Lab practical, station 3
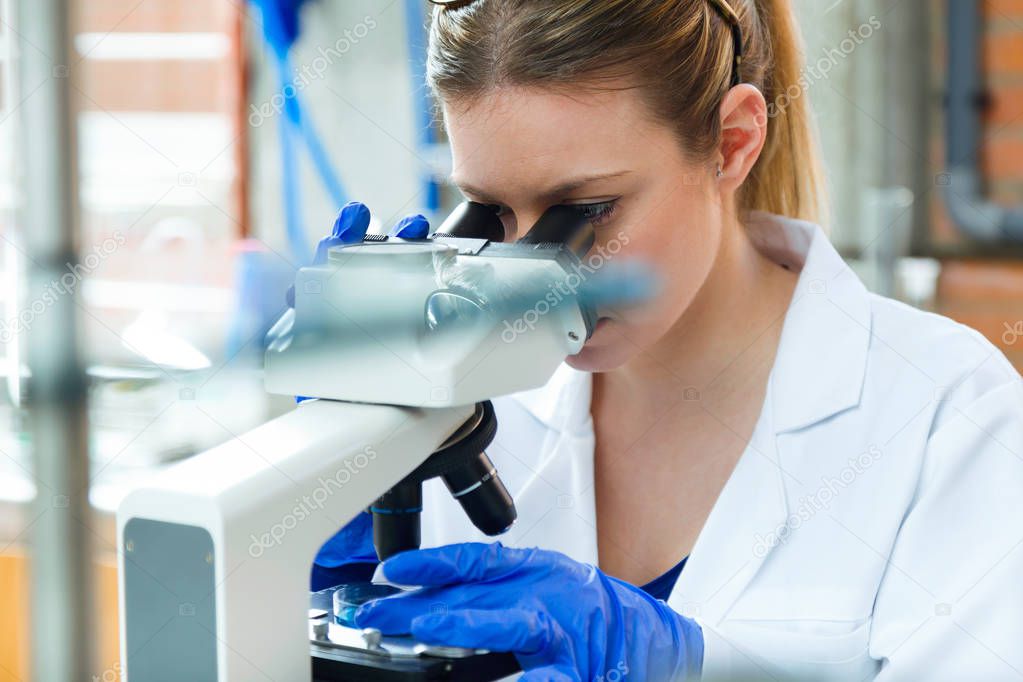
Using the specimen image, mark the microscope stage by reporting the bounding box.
[308,586,519,681]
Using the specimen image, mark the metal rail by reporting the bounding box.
[15,0,94,679]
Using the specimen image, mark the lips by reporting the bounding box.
[587,317,613,341]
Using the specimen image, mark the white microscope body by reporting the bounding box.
[116,205,628,681]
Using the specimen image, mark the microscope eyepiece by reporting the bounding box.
[516,204,595,258]
[432,201,596,258]
[433,201,506,242]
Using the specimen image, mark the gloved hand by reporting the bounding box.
[287,201,371,308]
[311,511,379,590]
[388,213,430,239]
[288,202,430,306]
[307,203,431,590]
[313,201,373,264]
[355,542,704,681]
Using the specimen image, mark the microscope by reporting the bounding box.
[116,201,648,681]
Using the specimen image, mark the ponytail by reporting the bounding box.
[740,0,828,226]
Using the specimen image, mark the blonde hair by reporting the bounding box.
[428,0,827,225]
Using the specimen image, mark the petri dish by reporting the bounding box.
[332,582,403,628]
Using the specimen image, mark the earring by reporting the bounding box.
[715,165,724,179]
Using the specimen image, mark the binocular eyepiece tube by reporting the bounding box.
[433,200,596,259]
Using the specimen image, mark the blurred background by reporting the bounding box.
[0,0,1021,679]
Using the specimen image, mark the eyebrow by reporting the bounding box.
[452,170,633,203]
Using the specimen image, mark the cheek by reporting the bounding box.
[618,192,720,325]
[570,193,720,372]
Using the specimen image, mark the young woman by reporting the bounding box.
[314,0,1023,679]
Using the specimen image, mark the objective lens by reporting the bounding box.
[370,480,422,561]
[442,452,517,536]
[370,402,515,561]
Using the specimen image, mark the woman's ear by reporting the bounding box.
[716,84,768,189]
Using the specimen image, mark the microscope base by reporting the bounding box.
[311,645,519,681]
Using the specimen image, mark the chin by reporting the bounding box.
[565,325,634,372]
[565,345,631,372]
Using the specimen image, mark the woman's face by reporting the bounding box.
[443,85,725,372]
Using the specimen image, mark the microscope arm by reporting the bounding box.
[116,398,474,682]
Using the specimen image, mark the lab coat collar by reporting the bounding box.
[745,212,872,433]
[508,361,593,435]
[510,212,872,436]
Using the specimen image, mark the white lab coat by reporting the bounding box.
[421,212,1023,681]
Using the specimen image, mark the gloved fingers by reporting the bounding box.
[408,608,565,657]
[313,201,372,265]
[379,542,531,586]
[332,201,372,242]
[354,586,481,635]
[517,665,583,682]
[355,590,432,634]
[389,214,430,239]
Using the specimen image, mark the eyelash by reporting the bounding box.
[574,200,618,226]
[489,200,619,227]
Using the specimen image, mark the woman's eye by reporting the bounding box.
[489,205,517,239]
[573,200,618,226]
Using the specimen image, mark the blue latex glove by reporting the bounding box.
[311,511,379,590]
[288,203,428,307]
[315,204,428,257]
[355,543,704,681]
[286,201,371,308]
[313,200,372,265]
[389,213,430,239]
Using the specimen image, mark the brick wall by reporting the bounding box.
[930,0,1023,371]
[71,0,248,366]
[76,0,238,113]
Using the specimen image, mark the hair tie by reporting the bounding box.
[706,0,744,86]
[428,0,479,9]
